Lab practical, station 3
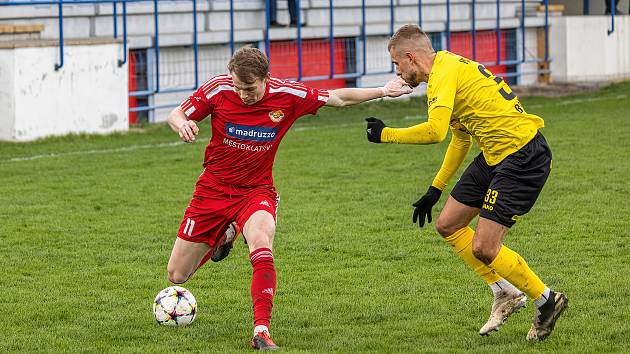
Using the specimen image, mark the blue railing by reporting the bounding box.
[582,0,619,35]
[607,0,615,35]
[0,0,551,119]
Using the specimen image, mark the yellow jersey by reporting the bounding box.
[427,51,544,165]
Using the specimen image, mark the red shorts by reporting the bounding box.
[177,176,280,248]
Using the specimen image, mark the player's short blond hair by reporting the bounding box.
[388,24,434,54]
[228,46,269,83]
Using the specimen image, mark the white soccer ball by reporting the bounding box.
[153,286,198,327]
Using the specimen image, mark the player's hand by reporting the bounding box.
[365,117,386,143]
[412,186,442,228]
[380,77,413,97]
[178,120,199,143]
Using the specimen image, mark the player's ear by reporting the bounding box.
[406,51,416,63]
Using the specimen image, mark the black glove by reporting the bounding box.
[412,186,442,228]
[365,117,386,143]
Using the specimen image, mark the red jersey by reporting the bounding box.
[179,74,329,189]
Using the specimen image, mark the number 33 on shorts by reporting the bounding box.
[483,189,498,211]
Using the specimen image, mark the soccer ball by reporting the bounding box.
[153,286,198,327]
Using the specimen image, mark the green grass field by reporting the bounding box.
[1,82,629,353]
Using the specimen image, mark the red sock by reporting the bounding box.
[250,248,276,329]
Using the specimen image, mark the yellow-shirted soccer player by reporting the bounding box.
[365,24,568,341]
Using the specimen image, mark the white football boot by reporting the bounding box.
[479,290,527,336]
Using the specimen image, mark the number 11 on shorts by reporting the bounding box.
[183,218,196,236]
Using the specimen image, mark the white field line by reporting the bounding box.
[4,93,626,163]
[5,141,183,162]
[527,93,627,109]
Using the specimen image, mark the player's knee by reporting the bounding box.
[471,244,493,265]
[244,224,275,250]
[435,216,457,237]
[167,270,190,284]
[246,230,273,250]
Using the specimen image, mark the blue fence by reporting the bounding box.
[0,0,554,121]
[582,0,625,34]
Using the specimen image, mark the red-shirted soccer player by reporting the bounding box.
[165,47,411,350]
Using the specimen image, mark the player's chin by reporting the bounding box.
[407,81,419,88]
[242,97,260,105]
[403,78,418,88]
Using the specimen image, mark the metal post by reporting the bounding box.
[608,0,615,35]
[521,0,525,62]
[583,0,589,15]
[418,0,422,27]
[118,0,127,66]
[229,0,235,54]
[297,0,302,80]
[154,0,160,92]
[544,0,549,61]
[192,0,198,88]
[113,0,117,38]
[54,0,64,70]
[446,0,450,50]
[496,0,500,66]
[265,0,270,62]
[329,0,334,79]
[390,0,394,72]
[361,0,366,75]
[472,0,476,60]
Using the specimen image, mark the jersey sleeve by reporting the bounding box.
[431,125,472,190]
[179,80,217,121]
[292,83,330,117]
[381,106,451,144]
[426,63,458,114]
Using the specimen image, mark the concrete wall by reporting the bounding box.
[550,16,630,82]
[0,39,128,141]
[0,49,16,139]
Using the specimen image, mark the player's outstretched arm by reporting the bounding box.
[325,77,412,107]
[167,107,199,143]
[365,106,452,144]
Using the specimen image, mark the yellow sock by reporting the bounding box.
[489,245,546,299]
[444,227,502,285]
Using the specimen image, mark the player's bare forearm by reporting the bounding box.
[327,87,385,107]
[167,107,199,143]
[167,107,187,131]
[326,77,412,107]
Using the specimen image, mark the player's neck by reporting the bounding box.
[419,52,437,82]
